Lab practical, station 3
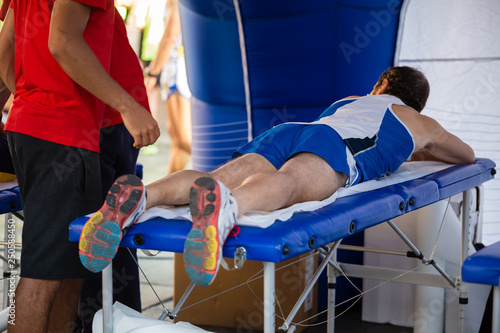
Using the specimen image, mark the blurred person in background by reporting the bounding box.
[144,0,192,173]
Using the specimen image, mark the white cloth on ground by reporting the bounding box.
[92,302,213,333]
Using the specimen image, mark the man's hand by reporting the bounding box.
[120,103,160,149]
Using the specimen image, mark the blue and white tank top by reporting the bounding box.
[312,95,415,185]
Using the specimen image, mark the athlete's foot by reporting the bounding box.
[79,174,146,273]
[184,177,237,286]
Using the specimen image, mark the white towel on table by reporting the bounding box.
[137,161,453,229]
[0,181,17,192]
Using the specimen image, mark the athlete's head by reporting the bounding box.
[371,66,430,113]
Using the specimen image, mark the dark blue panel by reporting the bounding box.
[181,0,238,21]
[335,1,403,97]
[251,106,324,137]
[337,0,402,6]
[244,9,336,109]
[240,0,333,20]
[180,2,245,106]
[181,0,333,21]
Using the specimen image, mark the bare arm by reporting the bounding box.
[49,0,160,148]
[147,0,181,76]
[421,116,475,164]
[393,104,475,164]
[0,8,15,93]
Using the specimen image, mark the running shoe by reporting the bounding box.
[184,177,238,286]
[79,174,146,273]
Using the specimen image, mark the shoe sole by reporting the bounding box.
[184,177,221,286]
[79,174,145,273]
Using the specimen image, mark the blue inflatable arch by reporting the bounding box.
[179,0,404,171]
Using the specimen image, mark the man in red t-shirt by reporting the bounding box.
[0,4,148,330]
[0,0,160,331]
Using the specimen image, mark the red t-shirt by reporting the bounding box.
[103,9,150,128]
[5,0,114,152]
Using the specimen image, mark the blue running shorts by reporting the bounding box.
[233,123,353,182]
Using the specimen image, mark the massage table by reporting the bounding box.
[69,158,496,333]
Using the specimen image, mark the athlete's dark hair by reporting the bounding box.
[374,66,430,113]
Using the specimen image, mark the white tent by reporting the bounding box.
[396,0,500,245]
[363,1,500,332]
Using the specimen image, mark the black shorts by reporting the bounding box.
[0,134,15,175]
[8,132,102,279]
[99,123,139,197]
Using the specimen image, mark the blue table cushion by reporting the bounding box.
[0,187,22,214]
[462,241,500,286]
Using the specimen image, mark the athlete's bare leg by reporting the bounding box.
[231,152,347,217]
[166,92,191,174]
[145,153,276,208]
